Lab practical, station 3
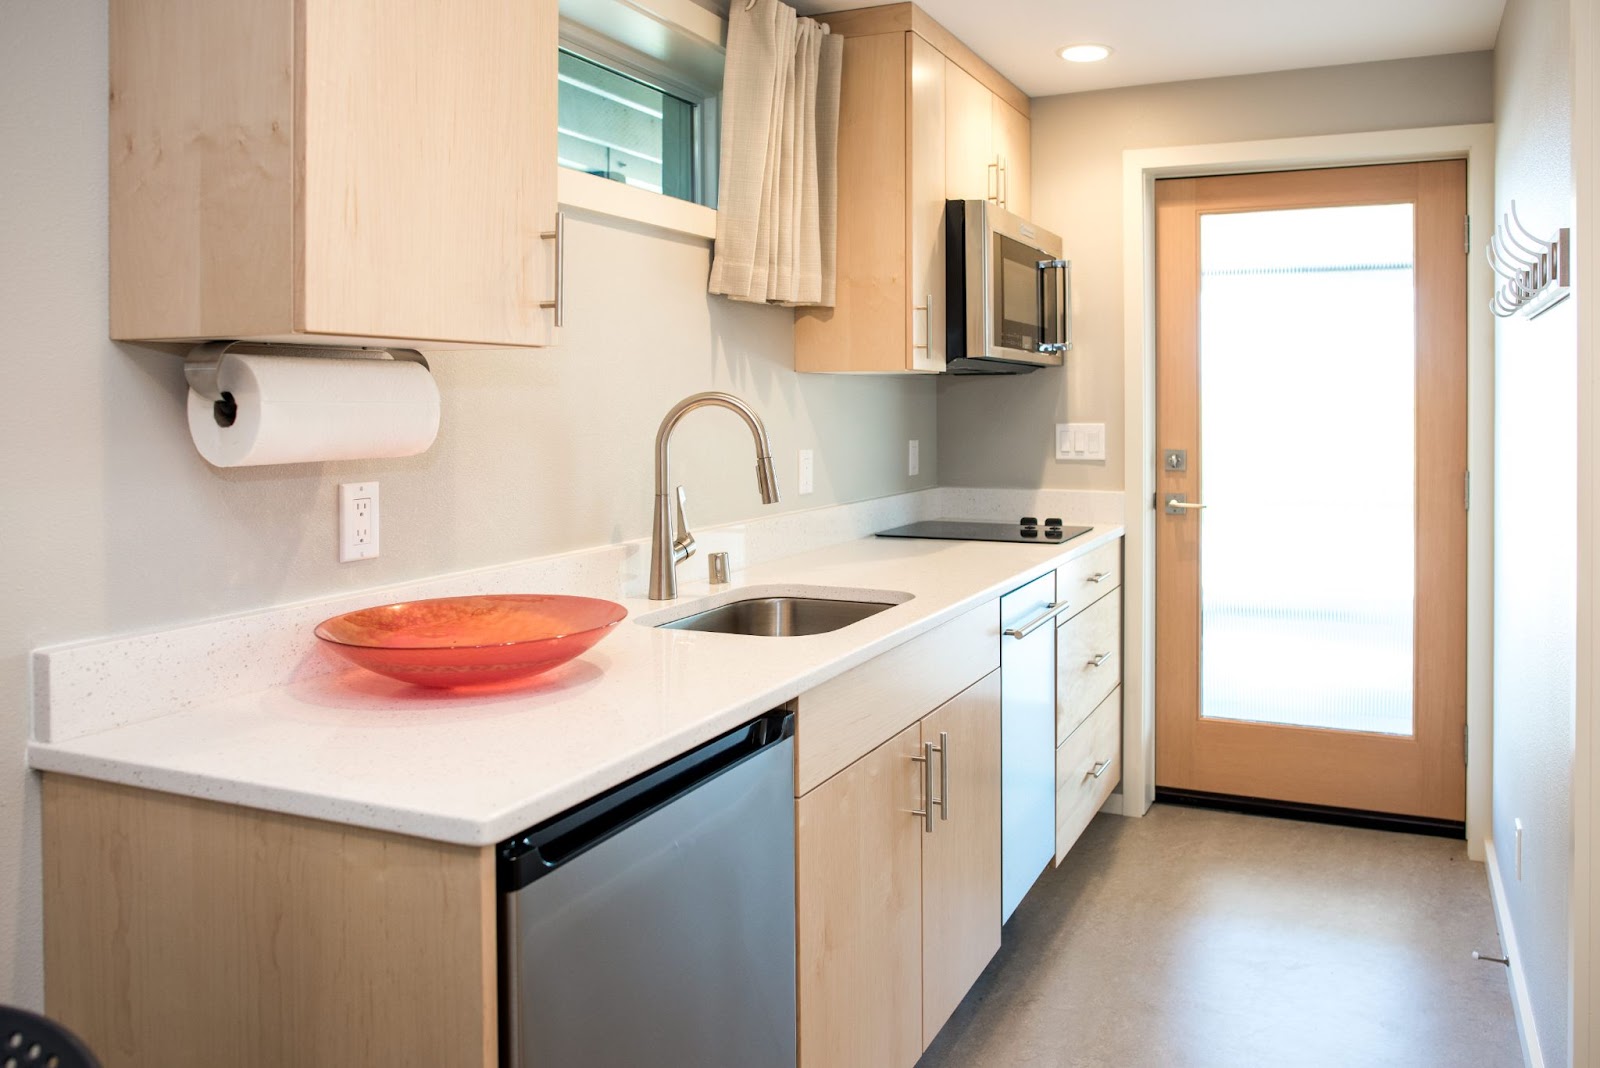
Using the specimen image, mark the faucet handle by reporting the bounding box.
[673,485,696,562]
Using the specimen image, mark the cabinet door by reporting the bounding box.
[944,60,995,203]
[299,0,556,347]
[797,721,924,1068]
[921,670,1002,1046]
[908,34,946,372]
[992,97,1031,218]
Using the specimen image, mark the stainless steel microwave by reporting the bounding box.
[944,200,1072,374]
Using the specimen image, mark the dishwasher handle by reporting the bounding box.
[498,709,794,894]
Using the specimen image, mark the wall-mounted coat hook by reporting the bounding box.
[1485,199,1570,319]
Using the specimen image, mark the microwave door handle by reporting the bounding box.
[1037,258,1071,354]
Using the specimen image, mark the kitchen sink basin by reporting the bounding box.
[655,596,896,637]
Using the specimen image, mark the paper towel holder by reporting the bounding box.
[185,340,432,427]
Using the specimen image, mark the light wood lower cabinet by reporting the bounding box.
[797,669,1002,1068]
[1056,687,1122,863]
[41,775,497,1068]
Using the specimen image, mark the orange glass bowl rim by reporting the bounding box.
[313,594,628,652]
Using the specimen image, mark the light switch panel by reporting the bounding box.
[1055,423,1106,462]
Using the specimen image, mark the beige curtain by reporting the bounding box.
[708,0,843,307]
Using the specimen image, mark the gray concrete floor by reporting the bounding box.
[920,804,1521,1068]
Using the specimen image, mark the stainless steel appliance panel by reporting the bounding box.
[501,716,796,1068]
[1000,573,1059,920]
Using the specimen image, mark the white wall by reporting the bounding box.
[936,52,1495,491]
[0,0,937,1007]
[1492,0,1577,1062]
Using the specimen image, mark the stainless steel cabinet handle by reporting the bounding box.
[912,294,933,351]
[1000,161,1008,208]
[987,160,999,203]
[936,731,949,822]
[1086,760,1111,780]
[912,741,936,833]
[1003,600,1072,639]
[1087,652,1111,668]
[1087,571,1110,584]
[538,212,566,328]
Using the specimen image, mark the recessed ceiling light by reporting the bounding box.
[1058,43,1112,63]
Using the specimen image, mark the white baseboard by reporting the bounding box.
[1484,837,1547,1068]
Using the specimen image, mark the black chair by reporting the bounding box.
[0,1006,100,1068]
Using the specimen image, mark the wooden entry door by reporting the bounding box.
[1153,162,1467,822]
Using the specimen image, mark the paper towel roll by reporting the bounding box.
[187,353,441,468]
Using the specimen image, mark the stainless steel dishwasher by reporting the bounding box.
[498,710,796,1068]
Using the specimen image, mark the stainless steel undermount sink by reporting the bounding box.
[655,596,896,637]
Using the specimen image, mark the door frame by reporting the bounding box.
[1114,124,1495,860]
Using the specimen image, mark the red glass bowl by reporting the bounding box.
[314,594,627,688]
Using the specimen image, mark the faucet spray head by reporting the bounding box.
[756,455,781,505]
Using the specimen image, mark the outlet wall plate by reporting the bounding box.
[798,449,815,495]
[908,439,920,477]
[339,482,379,562]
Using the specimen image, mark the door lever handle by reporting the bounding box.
[1164,495,1207,515]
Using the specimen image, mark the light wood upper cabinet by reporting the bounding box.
[991,96,1032,218]
[920,670,1002,1046]
[795,3,1030,374]
[797,720,925,1068]
[943,60,994,203]
[944,58,1030,216]
[110,0,558,349]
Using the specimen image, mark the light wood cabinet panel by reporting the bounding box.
[42,774,497,1067]
[794,31,911,372]
[795,599,998,795]
[1057,538,1123,610]
[110,0,556,348]
[908,34,947,372]
[797,721,925,1068]
[920,670,1002,1046]
[1056,592,1122,744]
[943,59,994,203]
[1055,687,1122,862]
[992,97,1031,218]
[795,4,1030,374]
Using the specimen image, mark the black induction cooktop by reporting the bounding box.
[876,518,1092,545]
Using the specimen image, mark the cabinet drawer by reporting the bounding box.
[795,600,999,796]
[1056,592,1121,744]
[1055,687,1121,863]
[1057,538,1121,615]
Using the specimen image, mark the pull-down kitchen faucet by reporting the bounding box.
[649,392,781,600]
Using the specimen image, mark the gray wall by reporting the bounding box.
[936,51,1495,491]
[0,0,936,1006]
[1492,0,1575,1061]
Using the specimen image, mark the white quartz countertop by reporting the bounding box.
[28,525,1123,846]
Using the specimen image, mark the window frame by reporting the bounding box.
[557,20,721,210]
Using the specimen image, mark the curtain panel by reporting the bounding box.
[708,0,843,307]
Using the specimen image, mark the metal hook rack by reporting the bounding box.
[1486,200,1571,319]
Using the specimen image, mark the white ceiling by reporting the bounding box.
[784,0,1507,96]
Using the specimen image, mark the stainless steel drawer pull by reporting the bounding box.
[912,294,933,351]
[911,741,938,833]
[987,160,999,202]
[936,731,949,822]
[1004,601,1072,639]
[1087,571,1110,584]
[538,212,566,328]
[1087,652,1112,668]
[1087,760,1111,780]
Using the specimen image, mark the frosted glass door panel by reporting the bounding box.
[1198,205,1415,736]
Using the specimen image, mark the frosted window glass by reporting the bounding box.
[1198,204,1415,736]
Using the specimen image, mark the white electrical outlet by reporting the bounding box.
[1055,422,1106,461]
[1515,818,1524,880]
[798,449,815,495]
[339,482,380,562]
[908,439,920,477]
